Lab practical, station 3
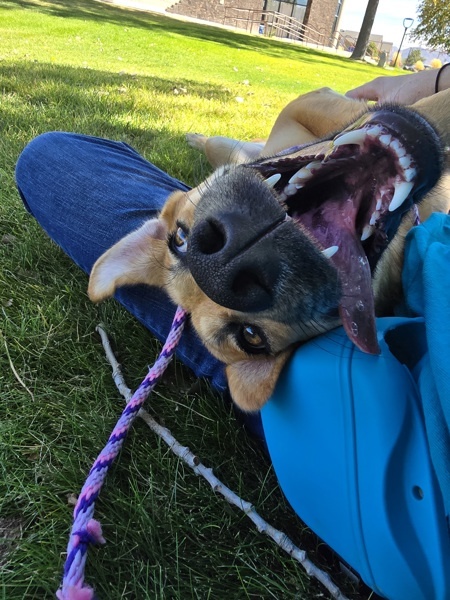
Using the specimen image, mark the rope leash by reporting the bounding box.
[56,306,187,600]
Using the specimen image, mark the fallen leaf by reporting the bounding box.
[67,493,78,507]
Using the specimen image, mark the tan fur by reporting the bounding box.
[89,87,450,411]
[263,87,368,155]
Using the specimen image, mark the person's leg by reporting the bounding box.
[15,131,227,391]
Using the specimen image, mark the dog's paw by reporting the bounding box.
[186,133,208,152]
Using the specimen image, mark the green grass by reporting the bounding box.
[0,1,394,598]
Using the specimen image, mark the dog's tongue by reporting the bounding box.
[295,203,380,355]
[332,228,380,354]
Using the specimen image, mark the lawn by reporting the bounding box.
[0,1,392,598]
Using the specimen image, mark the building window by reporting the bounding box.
[332,0,343,33]
[266,0,308,10]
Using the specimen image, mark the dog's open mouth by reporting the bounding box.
[248,106,443,354]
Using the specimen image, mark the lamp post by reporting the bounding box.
[395,17,414,68]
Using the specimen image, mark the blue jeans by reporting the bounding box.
[15,132,228,392]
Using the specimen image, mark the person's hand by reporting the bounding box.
[346,71,438,106]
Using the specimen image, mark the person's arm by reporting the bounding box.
[346,65,450,105]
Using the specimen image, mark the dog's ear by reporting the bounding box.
[225,349,293,412]
[88,218,169,302]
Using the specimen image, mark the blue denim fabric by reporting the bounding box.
[15,132,227,392]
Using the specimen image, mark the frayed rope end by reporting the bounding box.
[56,585,96,600]
[56,520,105,599]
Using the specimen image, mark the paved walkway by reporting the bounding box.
[101,0,176,14]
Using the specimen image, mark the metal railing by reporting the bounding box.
[334,31,358,53]
[222,7,331,48]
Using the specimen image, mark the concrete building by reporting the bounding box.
[167,0,347,47]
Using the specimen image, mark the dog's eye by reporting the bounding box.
[237,324,269,354]
[172,226,188,253]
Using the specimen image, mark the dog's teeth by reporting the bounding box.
[376,198,382,211]
[379,134,392,146]
[399,155,412,169]
[404,167,417,182]
[333,128,366,147]
[305,160,322,171]
[322,245,339,259]
[390,139,406,158]
[366,125,383,137]
[284,183,298,196]
[389,181,414,211]
[288,161,321,184]
[265,173,281,188]
[288,169,310,184]
[361,225,375,241]
[369,210,380,226]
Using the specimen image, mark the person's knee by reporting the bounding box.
[15,131,73,214]
[16,131,68,185]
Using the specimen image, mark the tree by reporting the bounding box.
[430,58,443,69]
[367,40,379,60]
[405,48,423,66]
[350,0,380,61]
[411,0,450,54]
[391,55,403,68]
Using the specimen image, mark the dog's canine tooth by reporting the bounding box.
[404,167,417,182]
[321,245,339,259]
[376,198,382,211]
[265,173,281,187]
[361,224,375,241]
[333,128,367,147]
[288,161,321,184]
[389,180,414,212]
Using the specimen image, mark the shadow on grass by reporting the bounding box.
[0,59,232,183]
[2,0,357,66]
[0,44,381,600]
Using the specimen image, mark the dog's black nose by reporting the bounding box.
[187,210,287,312]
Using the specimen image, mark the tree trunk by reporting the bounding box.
[350,0,380,60]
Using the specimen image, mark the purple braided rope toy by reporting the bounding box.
[56,306,187,600]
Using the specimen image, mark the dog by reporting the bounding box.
[88,87,450,412]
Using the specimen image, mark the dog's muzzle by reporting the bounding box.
[186,168,340,323]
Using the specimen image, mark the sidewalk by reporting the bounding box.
[100,0,175,14]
